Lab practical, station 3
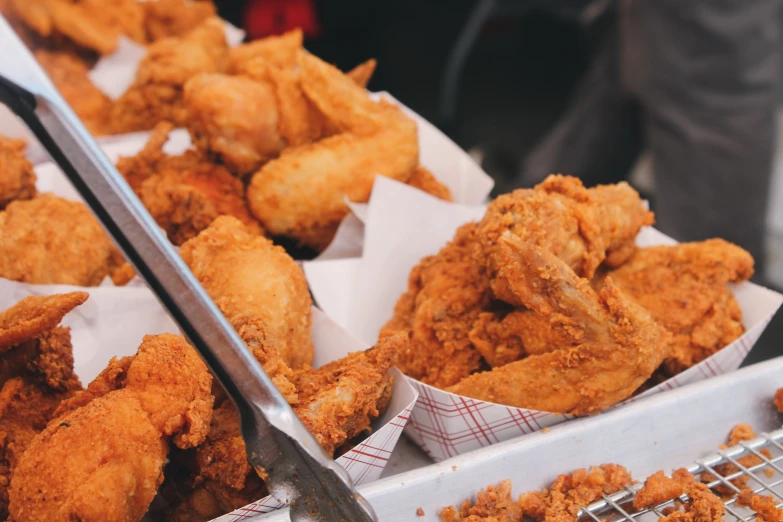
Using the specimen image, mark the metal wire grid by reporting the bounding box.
[577,428,783,521]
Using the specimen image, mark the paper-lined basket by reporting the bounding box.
[304,177,783,461]
[0,279,418,517]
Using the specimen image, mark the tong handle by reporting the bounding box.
[0,25,376,521]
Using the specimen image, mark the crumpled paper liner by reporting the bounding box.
[304,177,783,461]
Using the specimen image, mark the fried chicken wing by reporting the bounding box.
[110,18,228,133]
[34,49,112,135]
[598,239,753,376]
[9,334,213,522]
[0,137,36,211]
[477,175,653,306]
[447,234,666,414]
[247,51,418,250]
[180,216,313,403]
[0,194,120,286]
[0,292,86,519]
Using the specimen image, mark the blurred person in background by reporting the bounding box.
[517,0,780,275]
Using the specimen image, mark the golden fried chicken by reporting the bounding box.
[0,194,121,286]
[34,49,111,135]
[116,122,263,245]
[185,54,382,177]
[407,166,453,201]
[598,239,753,376]
[109,18,228,133]
[180,216,313,403]
[447,234,666,414]
[0,292,86,519]
[184,73,286,175]
[5,0,144,54]
[477,175,653,307]
[380,222,493,388]
[634,469,724,522]
[142,0,217,42]
[9,333,213,522]
[247,51,418,250]
[0,137,36,211]
[163,334,402,522]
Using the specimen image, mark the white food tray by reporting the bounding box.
[255,356,783,521]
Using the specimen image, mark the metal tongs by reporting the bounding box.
[0,17,376,522]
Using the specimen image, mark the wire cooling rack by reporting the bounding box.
[578,428,783,521]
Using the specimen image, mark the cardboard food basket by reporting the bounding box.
[305,177,783,461]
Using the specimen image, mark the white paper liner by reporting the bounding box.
[0,279,417,517]
[304,177,783,461]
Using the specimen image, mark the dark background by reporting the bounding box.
[215,0,782,365]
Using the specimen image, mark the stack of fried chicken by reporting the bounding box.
[0,215,404,522]
[381,175,754,415]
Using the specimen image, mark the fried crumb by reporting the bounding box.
[702,424,771,496]
[452,466,458,471]
[738,490,783,522]
[775,388,783,414]
[417,507,425,516]
[541,427,550,433]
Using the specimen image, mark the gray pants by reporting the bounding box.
[518,0,780,272]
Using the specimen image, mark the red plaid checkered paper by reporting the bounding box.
[304,178,782,462]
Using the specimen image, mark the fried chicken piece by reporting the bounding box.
[227,29,303,75]
[6,0,144,54]
[447,234,666,414]
[407,166,453,201]
[440,480,522,522]
[117,122,263,245]
[34,49,111,135]
[109,18,228,133]
[164,335,401,522]
[180,216,313,403]
[247,51,418,250]
[0,137,36,211]
[599,239,753,376]
[477,175,653,307]
[738,490,783,522]
[142,0,216,41]
[9,334,213,522]
[634,469,724,522]
[380,222,493,388]
[0,194,120,286]
[0,292,86,519]
[184,73,287,176]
